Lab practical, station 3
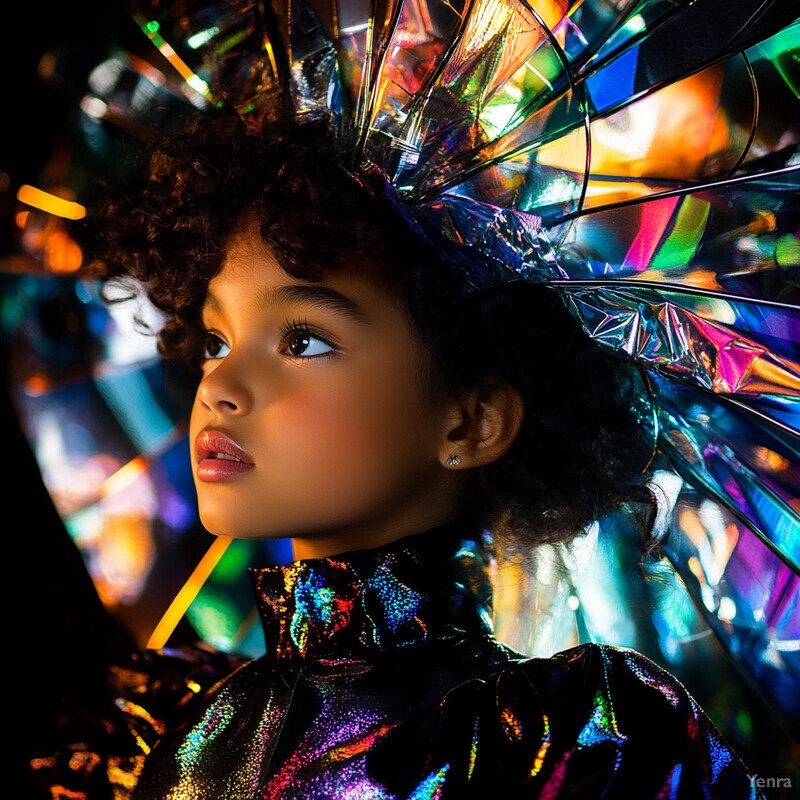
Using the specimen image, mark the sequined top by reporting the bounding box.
[33,525,762,799]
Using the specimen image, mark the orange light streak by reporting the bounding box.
[17,185,86,220]
[100,456,148,498]
[146,536,233,649]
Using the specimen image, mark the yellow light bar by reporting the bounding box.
[146,536,233,649]
[17,184,86,220]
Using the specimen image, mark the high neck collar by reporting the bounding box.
[248,525,494,663]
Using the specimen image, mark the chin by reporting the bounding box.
[197,501,253,539]
[199,501,295,540]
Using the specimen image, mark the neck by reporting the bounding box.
[290,505,472,561]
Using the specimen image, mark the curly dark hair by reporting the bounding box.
[90,107,658,549]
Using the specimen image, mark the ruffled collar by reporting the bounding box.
[248,525,495,663]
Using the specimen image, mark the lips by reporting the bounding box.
[195,430,255,482]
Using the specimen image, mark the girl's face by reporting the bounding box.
[189,225,467,559]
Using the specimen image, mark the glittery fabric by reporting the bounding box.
[33,526,763,798]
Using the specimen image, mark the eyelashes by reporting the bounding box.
[279,318,337,358]
[200,318,337,361]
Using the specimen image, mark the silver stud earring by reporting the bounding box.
[446,454,462,466]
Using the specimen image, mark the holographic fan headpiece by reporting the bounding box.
[132,0,798,286]
[120,0,798,733]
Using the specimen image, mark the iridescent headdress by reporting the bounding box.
[23,0,800,733]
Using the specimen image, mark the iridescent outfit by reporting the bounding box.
[34,525,761,798]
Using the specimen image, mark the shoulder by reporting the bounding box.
[511,642,727,751]
[369,642,763,798]
[492,642,761,796]
[512,642,760,796]
[514,641,695,719]
[31,644,247,799]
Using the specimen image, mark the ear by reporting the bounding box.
[438,382,524,469]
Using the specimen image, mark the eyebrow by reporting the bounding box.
[204,283,370,324]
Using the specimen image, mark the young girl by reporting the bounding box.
[31,108,764,799]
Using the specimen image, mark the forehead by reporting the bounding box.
[204,223,406,321]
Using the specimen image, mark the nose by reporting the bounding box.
[195,355,254,417]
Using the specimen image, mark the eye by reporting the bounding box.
[281,322,336,358]
[202,332,230,360]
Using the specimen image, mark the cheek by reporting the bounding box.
[270,369,430,471]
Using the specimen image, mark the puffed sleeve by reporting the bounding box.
[30,645,246,800]
[366,642,763,799]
